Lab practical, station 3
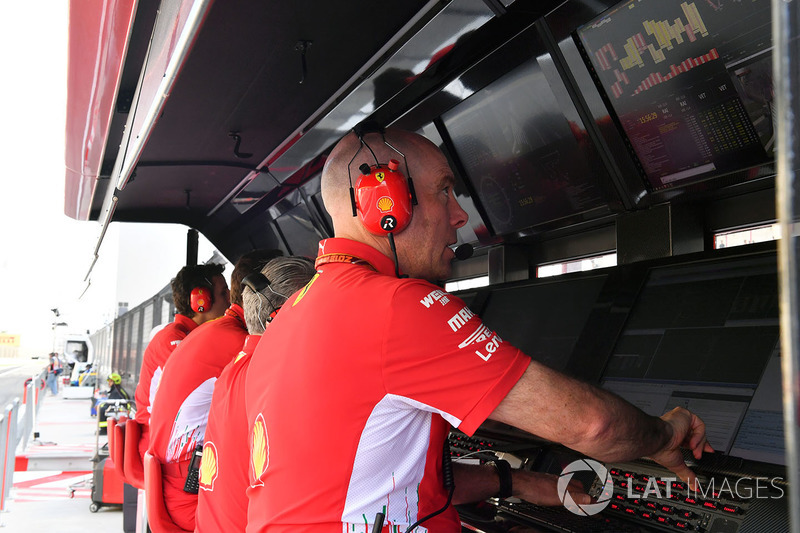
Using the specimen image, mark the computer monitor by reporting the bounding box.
[442,57,612,236]
[479,273,609,373]
[272,202,325,258]
[576,0,773,191]
[599,250,783,465]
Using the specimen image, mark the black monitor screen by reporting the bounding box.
[442,58,611,236]
[479,274,608,373]
[272,202,324,259]
[600,252,783,465]
[452,289,482,314]
[577,0,772,191]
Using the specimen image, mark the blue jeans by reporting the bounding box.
[46,372,58,395]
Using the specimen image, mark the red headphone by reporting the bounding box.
[190,286,213,313]
[353,159,413,234]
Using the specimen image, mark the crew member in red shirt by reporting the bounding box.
[134,263,229,460]
[196,256,316,533]
[148,249,281,531]
[243,126,712,532]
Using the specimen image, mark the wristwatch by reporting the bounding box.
[487,459,513,499]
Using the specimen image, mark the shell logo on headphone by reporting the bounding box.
[190,286,212,313]
[377,196,394,212]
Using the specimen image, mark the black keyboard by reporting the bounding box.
[488,462,778,532]
[600,465,754,532]
[496,500,645,533]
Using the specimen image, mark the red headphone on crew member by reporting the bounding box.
[348,123,417,236]
[190,285,213,313]
[351,159,415,235]
[347,123,419,278]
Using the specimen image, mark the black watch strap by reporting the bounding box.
[488,459,513,499]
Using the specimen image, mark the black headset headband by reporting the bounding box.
[242,272,269,294]
[353,120,384,140]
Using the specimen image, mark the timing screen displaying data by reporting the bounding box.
[600,254,785,465]
[578,0,772,190]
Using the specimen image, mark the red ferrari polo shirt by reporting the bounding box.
[149,304,248,531]
[244,238,530,532]
[195,334,261,533]
[134,313,198,427]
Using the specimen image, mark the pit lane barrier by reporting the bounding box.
[0,369,47,513]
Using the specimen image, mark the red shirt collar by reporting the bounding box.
[242,334,261,354]
[174,313,199,332]
[315,238,398,276]
[225,304,247,330]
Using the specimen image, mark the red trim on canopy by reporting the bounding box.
[64,0,136,220]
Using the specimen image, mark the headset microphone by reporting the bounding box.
[454,243,473,261]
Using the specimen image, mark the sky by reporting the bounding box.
[0,4,225,358]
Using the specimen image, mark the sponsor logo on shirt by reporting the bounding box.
[420,289,450,308]
[458,323,494,349]
[292,273,319,307]
[458,323,503,361]
[447,306,476,332]
[250,413,269,487]
[199,441,218,491]
[170,340,182,346]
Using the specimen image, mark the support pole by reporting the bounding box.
[773,0,800,530]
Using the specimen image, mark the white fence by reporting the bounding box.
[0,370,47,512]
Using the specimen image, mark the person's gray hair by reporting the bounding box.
[242,256,316,334]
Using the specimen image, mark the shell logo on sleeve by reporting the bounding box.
[199,441,218,491]
[250,413,269,487]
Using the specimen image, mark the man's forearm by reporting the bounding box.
[576,384,674,462]
[490,362,674,463]
[451,461,592,507]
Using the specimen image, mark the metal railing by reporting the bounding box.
[0,370,48,514]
